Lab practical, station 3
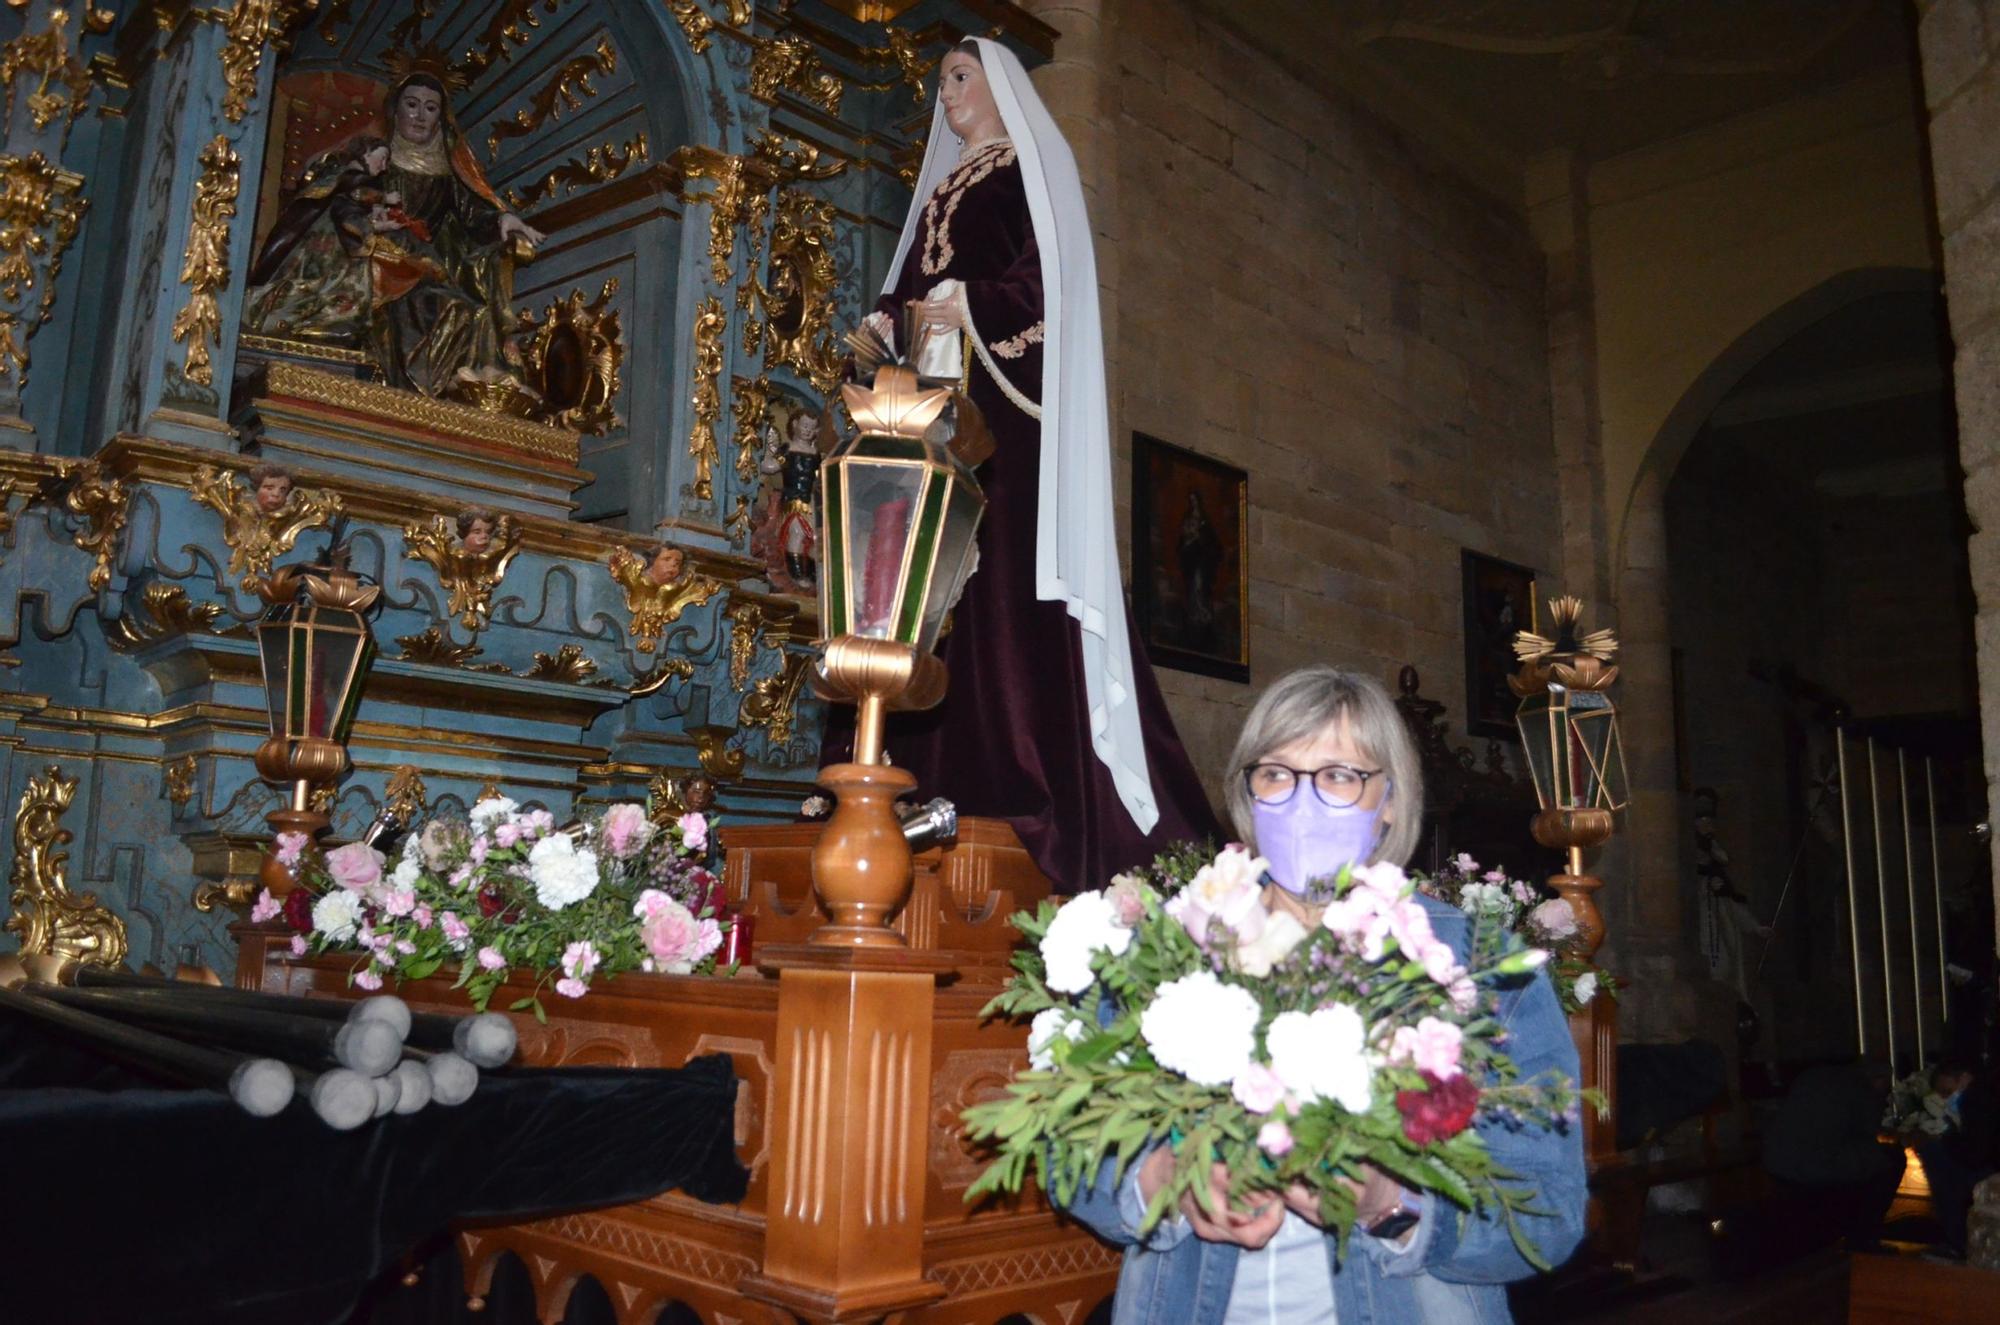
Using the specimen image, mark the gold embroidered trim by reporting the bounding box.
[919,139,1015,278]
[991,320,1043,360]
[961,301,1040,421]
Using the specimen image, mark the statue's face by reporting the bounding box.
[939,51,1003,145]
[255,476,291,515]
[462,519,493,554]
[362,145,389,175]
[648,547,684,585]
[396,85,444,146]
[789,413,819,447]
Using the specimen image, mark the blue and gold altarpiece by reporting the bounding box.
[0,0,1054,973]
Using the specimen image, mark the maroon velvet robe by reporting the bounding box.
[825,141,1223,892]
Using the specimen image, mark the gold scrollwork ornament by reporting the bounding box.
[749,189,843,393]
[506,132,647,211]
[219,0,313,124]
[45,457,128,592]
[385,765,428,822]
[738,648,812,746]
[189,464,343,591]
[4,765,126,968]
[107,582,225,650]
[169,135,241,387]
[165,755,198,809]
[516,278,623,435]
[749,35,842,115]
[1,3,112,133]
[486,34,616,158]
[686,295,726,501]
[609,543,722,655]
[522,642,599,684]
[402,511,522,632]
[0,152,86,384]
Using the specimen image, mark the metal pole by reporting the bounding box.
[1900,750,1925,1068]
[1839,732,1866,1057]
[1870,739,1898,1069]
[1929,758,1947,1025]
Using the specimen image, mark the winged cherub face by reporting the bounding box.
[461,518,494,555]
[647,546,685,586]
[254,474,292,516]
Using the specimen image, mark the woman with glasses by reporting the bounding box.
[1060,665,1588,1323]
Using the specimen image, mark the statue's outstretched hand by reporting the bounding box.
[500,213,546,247]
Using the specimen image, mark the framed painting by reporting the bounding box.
[1131,433,1249,683]
[1460,550,1536,740]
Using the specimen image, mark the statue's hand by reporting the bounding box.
[499,213,545,247]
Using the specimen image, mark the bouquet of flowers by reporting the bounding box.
[1884,1070,1955,1138]
[963,845,1592,1261]
[1414,853,1615,1015]
[254,797,731,1018]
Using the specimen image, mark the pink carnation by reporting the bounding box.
[274,832,309,868]
[289,934,308,957]
[1231,1063,1287,1115]
[354,969,383,991]
[412,904,433,929]
[324,842,384,893]
[382,888,416,918]
[1448,973,1478,1013]
[561,939,602,981]
[440,911,470,948]
[493,821,522,849]
[1321,887,1395,961]
[1390,1016,1464,1079]
[477,946,506,971]
[676,812,709,854]
[555,977,588,998]
[602,803,655,860]
[250,889,282,924]
[1257,1120,1295,1156]
[1419,940,1458,985]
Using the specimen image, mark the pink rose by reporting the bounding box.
[1528,898,1577,939]
[325,843,385,893]
[354,969,383,991]
[602,803,655,860]
[1232,1063,1287,1115]
[636,890,723,972]
[477,946,506,971]
[676,812,709,854]
[274,832,309,868]
[1257,1120,1295,1156]
[1390,1016,1464,1080]
[1105,873,1153,927]
[250,889,282,924]
[382,888,416,918]
[555,977,587,998]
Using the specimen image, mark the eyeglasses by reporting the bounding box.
[1242,761,1385,809]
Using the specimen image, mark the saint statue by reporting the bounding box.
[827,38,1222,891]
[750,405,823,594]
[243,69,545,398]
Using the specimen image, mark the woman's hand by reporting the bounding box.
[1136,1150,1285,1250]
[919,282,966,333]
[1283,1167,1413,1242]
[499,212,545,246]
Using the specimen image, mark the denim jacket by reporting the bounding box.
[1057,895,1587,1325]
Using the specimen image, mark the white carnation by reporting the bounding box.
[1233,909,1309,977]
[528,834,601,910]
[1140,970,1261,1086]
[1040,891,1133,994]
[311,888,363,943]
[391,856,422,890]
[1266,1005,1374,1114]
[1573,972,1599,1006]
[1028,1008,1088,1070]
[469,796,518,829]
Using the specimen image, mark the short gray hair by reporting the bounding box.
[1223,666,1425,868]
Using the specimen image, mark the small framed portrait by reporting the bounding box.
[1131,433,1249,683]
[1460,549,1537,740]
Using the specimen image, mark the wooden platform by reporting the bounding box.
[1848,1250,2000,1324]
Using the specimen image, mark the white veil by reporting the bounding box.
[883,36,1159,834]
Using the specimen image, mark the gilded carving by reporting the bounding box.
[723,492,752,549]
[515,278,623,435]
[731,374,771,484]
[665,0,748,54]
[686,294,726,501]
[860,27,932,105]
[748,188,843,393]
[47,457,127,592]
[105,581,226,650]
[608,542,722,654]
[485,35,616,159]
[454,0,574,81]
[694,725,745,780]
[646,768,717,821]
[676,146,766,288]
[749,35,843,115]
[505,131,646,210]
[261,362,580,465]
[169,135,241,388]
[218,0,311,124]
[189,464,342,592]
[725,600,764,690]
[0,152,86,383]
[522,642,598,684]
[738,648,811,746]
[394,625,508,672]
[752,129,847,183]
[402,510,522,631]
[4,765,126,969]
[628,654,694,698]
[1,4,111,133]
[164,755,198,809]
[385,765,427,821]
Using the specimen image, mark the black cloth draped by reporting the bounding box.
[0,1008,745,1325]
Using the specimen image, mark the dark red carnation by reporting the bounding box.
[282,887,315,933]
[1395,1071,1481,1145]
[688,869,724,917]
[476,887,519,923]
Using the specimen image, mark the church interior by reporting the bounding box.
[3,0,1999,1322]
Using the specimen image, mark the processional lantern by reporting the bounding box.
[1510,595,1627,956]
[253,554,380,898]
[805,324,988,945]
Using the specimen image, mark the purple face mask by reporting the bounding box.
[1252,785,1388,897]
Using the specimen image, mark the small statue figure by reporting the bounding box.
[190,462,344,592]
[749,406,822,595]
[609,541,723,654]
[402,506,522,631]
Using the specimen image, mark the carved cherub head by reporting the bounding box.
[247,462,293,516]
[646,543,687,587]
[786,408,821,452]
[456,506,499,555]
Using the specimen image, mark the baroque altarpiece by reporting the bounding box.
[0,0,1041,979]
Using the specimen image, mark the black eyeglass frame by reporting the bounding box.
[1240,761,1387,809]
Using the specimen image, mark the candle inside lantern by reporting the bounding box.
[857,496,912,636]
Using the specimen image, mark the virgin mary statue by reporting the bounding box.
[831,37,1222,891]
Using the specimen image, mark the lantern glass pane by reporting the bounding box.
[1514,689,1560,809]
[840,460,927,640]
[305,610,362,741]
[916,474,987,655]
[1566,691,1619,811]
[257,612,292,737]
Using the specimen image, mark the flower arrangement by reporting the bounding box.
[962,844,1593,1260]
[254,797,731,1018]
[1413,853,1615,1015]
[1884,1070,1956,1138]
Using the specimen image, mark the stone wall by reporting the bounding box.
[1918,0,2000,954]
[1041,0,1561,795]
